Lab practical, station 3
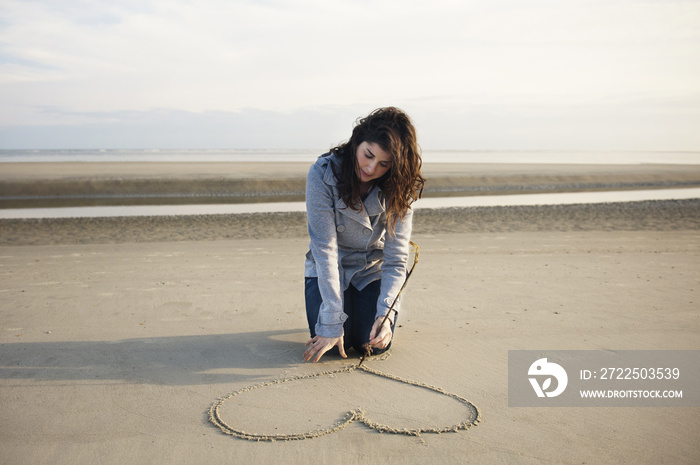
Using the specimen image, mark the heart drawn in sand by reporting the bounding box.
[208,361,481,441]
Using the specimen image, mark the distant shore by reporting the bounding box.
[2,160,699,245]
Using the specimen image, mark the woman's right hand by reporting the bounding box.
[303,335,347,363]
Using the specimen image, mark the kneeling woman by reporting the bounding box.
[303,107,425,363]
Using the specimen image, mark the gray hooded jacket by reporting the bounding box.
[304,152,412,338]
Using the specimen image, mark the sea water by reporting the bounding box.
[1,149,699,165]
[2,149,699,218]
[2,188,699,219]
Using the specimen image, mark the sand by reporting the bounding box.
[0,162,699,464]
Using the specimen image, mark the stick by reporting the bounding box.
[359,241,420,366]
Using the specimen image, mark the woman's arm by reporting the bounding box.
[376,207,413,322]
[304,162,347,361]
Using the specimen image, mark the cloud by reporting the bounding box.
[2,95,698,150]
[0,0,698,149]
[0,105,366,149]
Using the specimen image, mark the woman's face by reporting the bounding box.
[355,141,392,185]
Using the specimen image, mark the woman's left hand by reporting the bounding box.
[368,317,393,349]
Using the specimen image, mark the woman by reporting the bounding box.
[303,107,425,363]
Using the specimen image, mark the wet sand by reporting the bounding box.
[1,161,699,207]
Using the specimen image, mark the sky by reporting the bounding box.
[0,0,699,151]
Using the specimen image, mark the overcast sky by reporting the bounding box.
[1,0,698,150]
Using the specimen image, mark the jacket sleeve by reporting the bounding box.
[305,163,347,338]
[376,207,413,321]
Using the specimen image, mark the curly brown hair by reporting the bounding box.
[330,107,425,235]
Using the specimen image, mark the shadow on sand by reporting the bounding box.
[0,329,336,386]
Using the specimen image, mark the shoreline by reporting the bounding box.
[1,199,698,246]
[2,162,700,208]
[2,187,699,220]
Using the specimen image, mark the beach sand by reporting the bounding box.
[0,163,699,464]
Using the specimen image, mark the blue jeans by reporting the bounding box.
[305,277,396,355]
